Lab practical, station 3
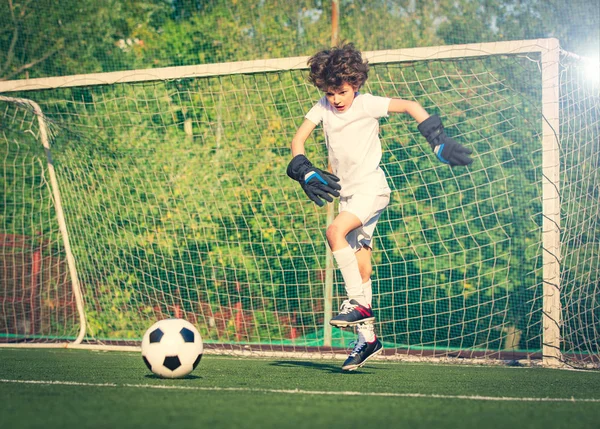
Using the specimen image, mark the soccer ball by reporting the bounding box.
[141,318,204,378]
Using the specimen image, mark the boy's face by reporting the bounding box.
[325,83,357,113]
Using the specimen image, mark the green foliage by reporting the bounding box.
[4,54,554,351]
[2,0,597,80]
[0,123,50,237]
[0,0,173,79]
[85,277,148,339]
[1,1,598,355]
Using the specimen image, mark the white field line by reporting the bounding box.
[1,378,599,403]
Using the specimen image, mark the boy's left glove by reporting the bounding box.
[287,155,341,207]
[418,115,473,166]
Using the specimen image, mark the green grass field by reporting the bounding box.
[1,348,599,429]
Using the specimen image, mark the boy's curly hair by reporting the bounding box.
[307,43,369,92]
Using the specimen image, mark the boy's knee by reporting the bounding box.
[326,223,343,247]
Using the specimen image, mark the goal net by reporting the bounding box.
[1,39,598,368]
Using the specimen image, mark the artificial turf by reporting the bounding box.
[0,348,599,429]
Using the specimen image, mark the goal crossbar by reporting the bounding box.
[0,38,559,93]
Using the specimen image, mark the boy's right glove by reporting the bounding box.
[286,154,341,207]
[418,115,473,166]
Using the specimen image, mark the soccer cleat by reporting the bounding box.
[342,338,383,371]
[329,299,375,327]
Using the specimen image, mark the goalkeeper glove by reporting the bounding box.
[286,154,341,207]
[418,115,473,166]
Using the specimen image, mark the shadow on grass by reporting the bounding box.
[270,360,384,374]
[144,374,202,380]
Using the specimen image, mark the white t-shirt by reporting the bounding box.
[305,93,392,197]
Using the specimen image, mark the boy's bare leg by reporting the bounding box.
[355,246,372,284]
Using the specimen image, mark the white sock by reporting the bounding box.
[332,246,367,306]
[357,322,376,343]
[362,279,372,308]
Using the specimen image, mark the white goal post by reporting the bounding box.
[0,95,88,345]
[1,38,597,368]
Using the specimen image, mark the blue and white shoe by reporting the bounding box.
[342,337,383,371]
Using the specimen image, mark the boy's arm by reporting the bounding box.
[388,98,430,124]
[287,119,341,207]
[291,119,317,156]
[388,98,473,167]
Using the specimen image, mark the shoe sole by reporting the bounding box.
[341,345,383,371]
[329,316,375,328]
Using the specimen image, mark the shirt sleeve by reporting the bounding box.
[305,97,327,125]
[361,93,392,118]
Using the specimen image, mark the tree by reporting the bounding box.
[0,0,171,80]
[435,0,599,56]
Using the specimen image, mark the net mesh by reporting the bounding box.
[0,46,598,367]
[0,100,80,340]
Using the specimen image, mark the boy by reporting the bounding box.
[286,44,472,371]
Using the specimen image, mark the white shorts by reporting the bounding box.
[339,193,390,251]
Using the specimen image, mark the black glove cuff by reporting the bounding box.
[417,115,444,149]
[286,154,313,182]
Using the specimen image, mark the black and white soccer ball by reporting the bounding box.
[141,318,204,378]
